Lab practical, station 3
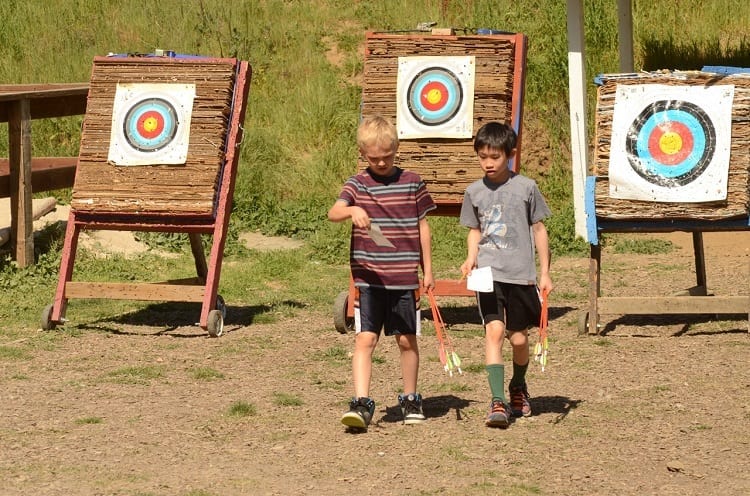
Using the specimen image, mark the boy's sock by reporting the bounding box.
[509,361,529,389]
[486,364,505,402]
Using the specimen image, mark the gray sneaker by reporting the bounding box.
[398,393,426,424]
[485,399,510,428]
[341,397,375,430]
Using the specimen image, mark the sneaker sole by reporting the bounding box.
[511,409,532,418]
[341,412,368,430]
[485,417,510,428]
[403,416,426,425]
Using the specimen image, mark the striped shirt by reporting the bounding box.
[338,167,436,289]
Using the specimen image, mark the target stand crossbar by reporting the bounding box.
[42,54,251,336]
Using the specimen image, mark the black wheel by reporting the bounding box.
[333,290,354,334]
[207,309,224,337]
[41,304,56,331]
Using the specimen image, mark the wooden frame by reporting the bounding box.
[334,30,528,332]
[42,55,251,336]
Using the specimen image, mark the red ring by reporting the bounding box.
[647,120,694,165]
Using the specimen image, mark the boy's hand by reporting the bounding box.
[349,206,371,229]
[538,273,553,295]
[422,272,435,291]
[459,259,476,279]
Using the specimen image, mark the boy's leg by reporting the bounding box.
[353,331,378,398]
[396,333,426,424]
[342,287,383,430]
[341,331,378,429]
[479,287,512,428]
[396,333,419,395]
[484,320,507,400]
[508,330,532,417]
[505,285,540,418]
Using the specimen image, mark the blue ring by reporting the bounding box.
[635,109,706,177]
[123,98,179,152]
[625,100,715,187]
[406,67,463,126]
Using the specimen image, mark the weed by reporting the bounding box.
[613,237,674,255]
[462,363,486,374]
[0,346,30,360]
[190,367,225,381]
[227,400,257,417]
[75,416,103,425]
[273,392,303,407]
[315,346,349,364]
[106,365,165,385]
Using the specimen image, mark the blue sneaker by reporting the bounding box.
[341,397,375,430]
[398,393,426,424]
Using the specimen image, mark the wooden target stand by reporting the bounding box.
[334,30,528,332]
[42,54,251,336]
[580,70,750,335]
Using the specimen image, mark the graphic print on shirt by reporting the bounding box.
[480,204,518,251]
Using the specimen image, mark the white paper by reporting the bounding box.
[466,266,493,293]
[368,224,395,248]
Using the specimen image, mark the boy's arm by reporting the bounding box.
[532,221,553,293]
[418,217,434,290]
[460,227,481,278]
[328,199,370,228]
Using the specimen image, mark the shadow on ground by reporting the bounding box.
[80,300,307,336]
[598,313,749,336]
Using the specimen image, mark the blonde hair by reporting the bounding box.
[357,115,399,151]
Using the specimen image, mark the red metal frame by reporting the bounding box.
[49,58,251,332]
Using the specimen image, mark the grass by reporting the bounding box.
[190,367,225,381]
[227,400,256,417]
[273,392,303,407]
[105,365,165,385]
[75,416,103,425]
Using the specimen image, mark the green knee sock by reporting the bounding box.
[509,361,529,390]
[486,364,505,402]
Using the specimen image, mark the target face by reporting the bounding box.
[625,101,715,187]
[108,83,196,166]
[397,56,475,139]
[407,67,463,125]
[123,98,179,152]
[609,84,734,202]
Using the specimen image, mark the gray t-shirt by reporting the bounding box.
[459,174,551,285]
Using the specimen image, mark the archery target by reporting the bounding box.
[396,56,475,139]
[108,83,195,166]
[609,84,734,202]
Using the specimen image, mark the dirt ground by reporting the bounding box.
[1,220,749,495]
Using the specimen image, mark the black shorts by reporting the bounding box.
[354,287,421,336]
[477,282,542,332]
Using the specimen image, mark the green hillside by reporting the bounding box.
[1,0,748,262]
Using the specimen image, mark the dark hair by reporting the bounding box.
[473,122,517,156]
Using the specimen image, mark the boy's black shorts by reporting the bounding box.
[354,286,421,336]
[476,282,542,332]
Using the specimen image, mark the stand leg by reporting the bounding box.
[587,243,601,335]
[692,232,708,295]
[51,211,81,323]
[189,233,208,283]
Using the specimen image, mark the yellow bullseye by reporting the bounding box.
[142,116,159,133]
[426,88,443,105]
[659,131,683,155]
